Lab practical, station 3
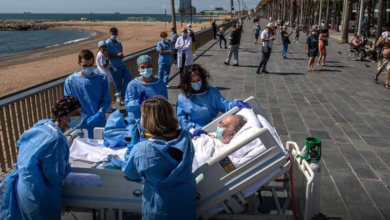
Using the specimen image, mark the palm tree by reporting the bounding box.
[376,0,384,41]
[340,0,351,43]
[324,0,331,29]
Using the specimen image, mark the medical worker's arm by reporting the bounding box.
[182,38,193,50]
[98,76,111,114]
[125,84,141,114]
[41,138,71,184]
[213,87,237,113]
[175,38,182,50]
[122,146,143,181]
[161,83,168,99]
[176,99,197,131]
[64,78,73,97]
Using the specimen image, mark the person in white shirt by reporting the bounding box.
[175,28,194,80]
[256,23,276,74]
[96,41,116,112]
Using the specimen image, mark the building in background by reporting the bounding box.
[199,7,229,16]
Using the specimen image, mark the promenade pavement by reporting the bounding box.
[64,18,390,220]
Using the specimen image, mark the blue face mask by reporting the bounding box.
[191,81,202,91]
[182,33,187,37]
[216,126,224,139]
[111,35,117,40]
[66,116,83,129]
[82,67,94,76]
[162,38,167,42]
[140,68,153,78]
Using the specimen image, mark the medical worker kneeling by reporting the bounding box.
[122,97,196,220]
[125,55,168,120]
[0,96,82,220]
[176,64,249,134]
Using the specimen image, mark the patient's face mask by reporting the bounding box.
[216,126,224,139]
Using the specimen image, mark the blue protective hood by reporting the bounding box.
[103,110,134,148]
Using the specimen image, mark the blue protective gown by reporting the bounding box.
[176,86,237,131]
[122,129,196,220]
[0,120,71,220]
[64,71,111,138]
[125,77,168,120]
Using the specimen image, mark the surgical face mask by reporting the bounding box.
[111,35,117,40]
[312,31,316,35]
[171,32,174,35]
[182,33,187,37]
[140,68,153,78]
[191,81,202,91]
[65,116,83,129]
[216,126,224,139]
[162,37,167,42]
[82,67,94,76]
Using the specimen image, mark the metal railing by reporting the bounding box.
[0,20,237,175]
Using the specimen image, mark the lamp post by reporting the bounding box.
[170,0,176,29]
[318,0,322,28]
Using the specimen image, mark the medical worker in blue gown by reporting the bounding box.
[0,96,82,220]
[64,49,111,138]
[176,64,250,134]
[122,97,196,220]
[125,55,168,120]
[106,27,132,105]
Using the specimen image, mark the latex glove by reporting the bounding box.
[236,100,251,110]
[87,112,103,127]
[193,129,207,137]
[138,91,148,105]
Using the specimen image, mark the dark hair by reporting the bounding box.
[171,27,177,33]
[321,29,328,34]
[78,49,94,62]
[110,27,118,33]
[141,97,178,136]
[179,64,211,98]
[160,31,168,38]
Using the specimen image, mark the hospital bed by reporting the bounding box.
[62,97,319,220]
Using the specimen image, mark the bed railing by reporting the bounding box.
[0,20,237,177]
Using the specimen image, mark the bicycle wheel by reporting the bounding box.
[347,50,357,61]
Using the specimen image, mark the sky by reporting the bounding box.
[0,0,259,14]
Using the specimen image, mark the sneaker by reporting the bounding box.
[220,46,223,49]
[261,69,269,74]
[232,64,239,66]
[119,100,125,106]
[115,93,122,104]
[166,84,170,88]
[225,47,228,49]
[224,62,229,65]
[256,70,261,74]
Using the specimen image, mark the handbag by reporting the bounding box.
[262,45,269,53]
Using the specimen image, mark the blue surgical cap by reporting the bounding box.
[98,41,106,48]
[137,55,152,67]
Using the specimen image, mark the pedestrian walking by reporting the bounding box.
[317,29,329,66]
[218,27,228,49]
[373,32,390,88]
[293,27,299,43]
[280,26,293,59]
[256,23,276,74]
[224,23,241,66]
[306,27,319,71]
[212,20,218,39]
[252,23,261,44]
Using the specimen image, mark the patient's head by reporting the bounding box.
[217,115,247,144]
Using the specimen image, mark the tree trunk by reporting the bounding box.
[341,0,351,43]
[354,0,360,35]
[324,0,331,29]
[376,0,384,41]
[170,0,176,29]
[365,0,372,37]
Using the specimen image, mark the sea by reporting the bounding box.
[0,13,211,57]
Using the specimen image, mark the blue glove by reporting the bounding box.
[193,129,207,137]
[138,91,148,105]
[236,100,251,109]
[87,112,103,127]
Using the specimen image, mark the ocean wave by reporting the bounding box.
[45,34,92,48]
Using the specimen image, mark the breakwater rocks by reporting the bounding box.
[0,20,55,31]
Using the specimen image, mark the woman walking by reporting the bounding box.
[218,27,228,49]
[306,28,319,71]
[280,26,293,59]
[252,23,261,44]
[317,29,328,66]
[293,27,299,43]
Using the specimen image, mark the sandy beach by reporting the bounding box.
[0,20,220,97]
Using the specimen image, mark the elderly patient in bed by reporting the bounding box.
[192,111,267,171]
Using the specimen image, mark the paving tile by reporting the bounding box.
[361,180,390,220]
